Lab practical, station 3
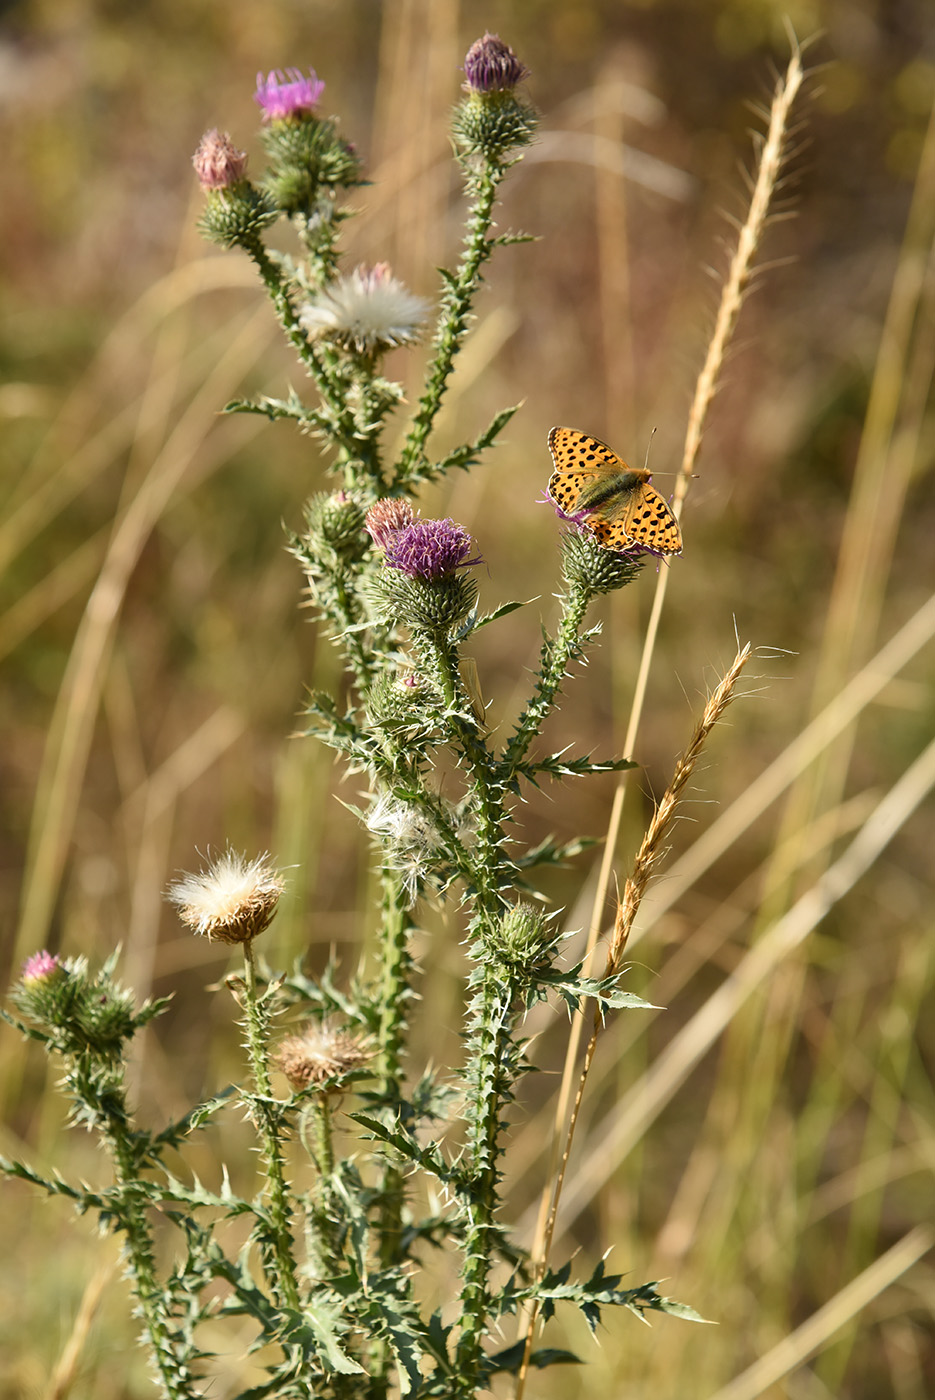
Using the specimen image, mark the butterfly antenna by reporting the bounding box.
[642,427,657,472]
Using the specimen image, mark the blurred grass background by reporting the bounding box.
[2,0,935,1397]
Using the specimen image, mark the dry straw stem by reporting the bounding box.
[524,35,807,1332]
[548,727,935,1238]
[15,299,272,967]
[515,645,752,1395]
[706,1224,934,1400]
[42,1262,115,1400]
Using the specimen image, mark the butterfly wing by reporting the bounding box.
[547,425,623,513]
[621,480,683,554]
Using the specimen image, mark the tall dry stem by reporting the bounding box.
[522,43,807,1354]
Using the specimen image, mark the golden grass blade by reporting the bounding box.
[520,50,808,1376]
[547,730,935,1239]
[42,1262,115,1400]
[705,1225,934,1400]
[15,305,271,964]
[515,645,752,1396]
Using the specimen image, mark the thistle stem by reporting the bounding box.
[241,943,301,1312]
[395,162,503,485]
[505,579,592,768]
[102,1103,196,1399]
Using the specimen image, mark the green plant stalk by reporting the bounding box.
[241,942,301,1313]
[99,1087,196,1400]
[376,868,412,1269]
[505,578,592,768]
[244,238,382,485]
[455,972,517,1397]
[395,161,504,485]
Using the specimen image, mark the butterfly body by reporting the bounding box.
[547,425,682,556]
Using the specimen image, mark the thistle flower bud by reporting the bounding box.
[303,490,369,558]
[485,902,552,969]
[196,181,278,250]
[453,34,537,162]
[275,1023,370,1093]
[366,671,442,746]
[167,851,285,946]
[463,34,529,94]
[22,950,62,984]
[559,527,645,596]
[13,953,142,1058]
[192,129,248,191]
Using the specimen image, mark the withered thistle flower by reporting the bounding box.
[192,129,248,190]
[365,497,416,549]
[275,1023,370,1092]
[167,851,285,945]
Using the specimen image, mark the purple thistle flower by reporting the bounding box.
[22,950,62,983]
[463,33,529,94]
[255,67,325,121]
[384,519,481,580]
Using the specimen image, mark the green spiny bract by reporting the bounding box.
[559,527,646,595]
[451,91,539,167]
[12,951,167,1060]
[261,115,363,216]
[302,490,369,559]
[367,566,479,636]
[196,183,278,249]
[480,901,553,971]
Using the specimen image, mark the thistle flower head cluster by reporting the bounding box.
[275,1022,370,1093]
[300,264,429,355]
[167,851,285,945]
[13,952,148,1059]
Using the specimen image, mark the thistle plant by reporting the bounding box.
[1,32,807,1399]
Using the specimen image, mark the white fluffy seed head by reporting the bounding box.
[167,851,285,945]
[299,263,430,353]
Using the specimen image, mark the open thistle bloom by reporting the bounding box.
[463,32,530,93]
[384,518,481,580]
[167,851,285,945]
[192,129,248,190]
[275,1023,370,1093]
[365,497,416,549]
[255,67,325,121]
[299,263,429,354]
[21,950,62,984]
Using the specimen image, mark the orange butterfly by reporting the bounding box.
[547,425,682,556]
